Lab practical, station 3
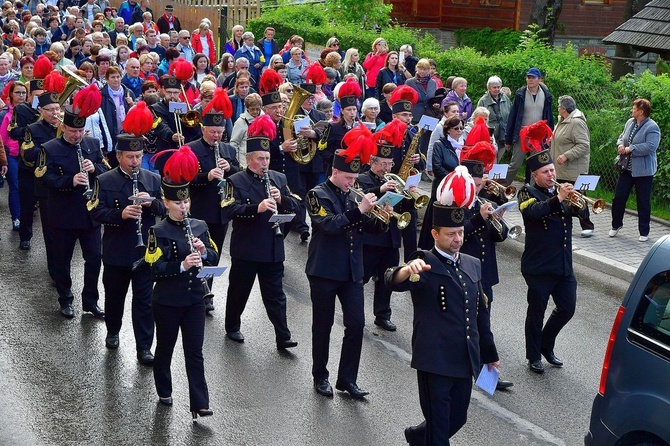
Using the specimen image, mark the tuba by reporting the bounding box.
[281,85,317,165]
[59,65,88,106]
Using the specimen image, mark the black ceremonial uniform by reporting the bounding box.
[151,100,202,171]
[221,168,299,342]
[357,170,402,323]
[90,167,164,353]
[518,183,585,362]
[146,216,218,412]
[385,249,499,445]
[23,120,58,275]
[325,120,353,168]
[461,197,507,305]
[306,179,387,386]
[187,137,241,249]
[40,136,109,311]
[391,128,426,261]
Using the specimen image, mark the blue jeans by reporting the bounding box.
[141,153,158,174]
[6,155,20,220]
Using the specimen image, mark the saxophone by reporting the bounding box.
[397,126,425,181]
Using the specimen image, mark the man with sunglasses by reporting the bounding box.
[176,30,194,62]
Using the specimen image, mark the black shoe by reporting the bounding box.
[374,318,397,331]
[335,381,369,399]
[226,331,244,343]
[19,240,30,250]
[83,304,105,319]
[191,409,213,421]
[529,360,545,374]
[404,422,426,446]
[204,297,215,313]
[105,334,119,349]
[60,305,75,319]
[314,379,333,397]
[300,231,310,242]
[541,349,564,367]
[496,379,514,390]
[137,350,154,365]
[277,339,298,350]
[158,396,173,406]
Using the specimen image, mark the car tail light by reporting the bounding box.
[599,306,626,396]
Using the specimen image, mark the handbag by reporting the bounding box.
[614,152,630,173]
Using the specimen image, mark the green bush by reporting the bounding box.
[454,28,521,55]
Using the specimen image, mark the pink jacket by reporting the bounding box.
[0,105,18,157]
[191,31,217,64]
[362,52,386,88]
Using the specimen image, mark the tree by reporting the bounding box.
[528,0,563,46]
[324,0,392,27]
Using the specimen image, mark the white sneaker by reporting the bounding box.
[639,236,648,242]
[608,227,622,237]
[581,229,594,238]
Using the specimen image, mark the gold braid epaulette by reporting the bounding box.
[519,198,536,211]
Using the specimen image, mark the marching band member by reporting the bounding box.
[221,115,300,347]
[306,125,387,399]
[39,84,109,319]
[325,78,360,163]
[144,145,218,420]
[89,102,165,364]
[386,167,499,445]
[186,89,241,312]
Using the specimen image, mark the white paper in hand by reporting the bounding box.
[293,115,310,134]
[475,365,499,396]
[404,172,422,190]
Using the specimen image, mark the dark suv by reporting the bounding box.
[586,235,670,446]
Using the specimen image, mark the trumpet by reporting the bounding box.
[182,211,214,300]
[551,180,605,214]
[132,168,145,249]
[262,168,282,237]
[484,179,517,200]
[383,173,429,209]
[477,197,522,239]
[349,187,411,229]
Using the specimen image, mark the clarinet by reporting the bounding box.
[76,144,93,198]
[262,167,282,237]
[182,211,214,300]
[214,141,226,200]
[132,168,145,249]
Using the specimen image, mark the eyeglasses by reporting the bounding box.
[377,161,395,168]
[286,89,293,93]
[181,36,190,39]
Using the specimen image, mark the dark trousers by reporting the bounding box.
[103,264,154,351]
[308,275,365,384]
[401,209,419,261]
[51,226,101,309]
[362,245,399,320]
[224,258,291,341]
[37,197,56,280]
[611,171,653,236]
[152,301,209,411]
[557,178,595,231]
[523,273,577,361]
[411,371,472,446]
[18,168,36,242]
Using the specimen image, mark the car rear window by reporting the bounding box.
[630,271,670,357]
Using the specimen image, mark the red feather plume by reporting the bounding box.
[123,101,154,136]
[169,58,194,82]
[464,116,490,146]
[376,118,407,147]
[338,78,361,100]
[247,114,277,140]
[389,85,418,106]
[436,165,477,208]
[33,55,52,80]
[259,69,283,95]
[163,145,199,183]
[72,84,102,118]
[340,124,377,164]
[1,81,12,104]
[520,120,553,153]
[43,70,67,94]
[305,63,327,85]
[202,87,233,118]
[461,141,497,172]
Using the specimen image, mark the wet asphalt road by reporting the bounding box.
[0,198,631,445]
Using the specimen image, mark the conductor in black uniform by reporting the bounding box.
[144,146,217,420]
[40,105,109,319]
[221,114,299,348]
[89,134,165,364]
[386,201,500,445]
[306,138,387,399]
[518,149,585,374]
[186,111,240,312]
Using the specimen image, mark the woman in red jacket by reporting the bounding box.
[362,37,388,100]
[191,22,217,65]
